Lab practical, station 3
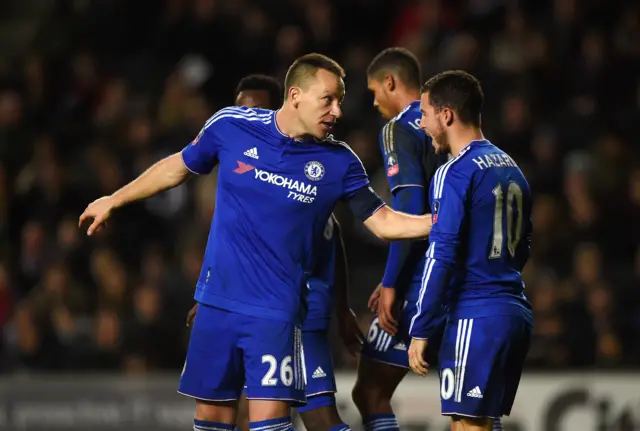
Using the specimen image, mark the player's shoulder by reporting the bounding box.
[203,106,274,131]
[434,143,476,185]
[380,101,422,147]
[321,134,357,157]
[319,135,365,174]
[462,140,522,172]
[389,100,421,130]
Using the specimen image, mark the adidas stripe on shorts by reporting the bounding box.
[438,315,532,418]
[298,329,338,412]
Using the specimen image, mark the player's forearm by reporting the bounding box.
[364,206,432,240]
[111,153,191,208]
[381,241,413,289]
[409,259,452,339]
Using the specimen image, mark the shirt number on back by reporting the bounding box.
[489,182,523,259]
[261,355,294,387]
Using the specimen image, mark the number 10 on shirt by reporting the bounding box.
[489,182,523,259]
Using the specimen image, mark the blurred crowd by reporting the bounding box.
[0,0,638,374]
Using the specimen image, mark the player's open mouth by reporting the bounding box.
[321,122,335,131]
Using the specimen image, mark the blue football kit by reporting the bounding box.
[238,214,340,412]
[297,214,340,412]
[178,106,384,405]
[409,139,533,418]
[363,101,448,368]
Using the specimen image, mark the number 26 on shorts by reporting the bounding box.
[261,355,294,387]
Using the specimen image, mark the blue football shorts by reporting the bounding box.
[178,304,306,406]
[438,314,532,418]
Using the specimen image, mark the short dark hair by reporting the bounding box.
[284,53,345,99]
[421,70,483,127]
[367,47,422,90]
[235,74,283,108]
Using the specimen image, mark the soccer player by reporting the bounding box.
[352,48,449,431]
[186,74,360,431]
[407,71,533,431]
[79,53,433,431]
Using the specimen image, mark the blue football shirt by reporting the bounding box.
[181,106,383,324]
[379,101,448,301]
[409,140,533,339]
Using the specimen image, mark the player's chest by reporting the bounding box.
[217,140,342,208]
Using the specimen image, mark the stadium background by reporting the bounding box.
[0,0,638,430]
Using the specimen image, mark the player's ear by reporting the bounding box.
[385,74,395,92]
[445,108,454,127]
[288,87,300,107]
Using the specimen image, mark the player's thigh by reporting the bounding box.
[438,315,527,419]
[450,416,493,431]
[179,304,244,402]
[236,391,250,431]
[240,318,306,408]
[301,330,337,400]
[195,400,238,423]
[353,355,408,414]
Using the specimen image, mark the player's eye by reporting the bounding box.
[323,96,332,104]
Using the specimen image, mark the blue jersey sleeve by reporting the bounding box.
[381,122,424,192]
[409,166,469,340]
[181,111,228,175]
[342,146,370,198]
[342,145,385,221]
[381,186,427,290]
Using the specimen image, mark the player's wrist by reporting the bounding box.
[109,193,125,209]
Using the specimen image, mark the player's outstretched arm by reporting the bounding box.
[341,141,430,241]
[79,153,191,235]
[363,205,432,240]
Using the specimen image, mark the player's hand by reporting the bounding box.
[368,284,382,312]
[337,306,364,357]
[408,338,430,377]
[377,286,399,336]
[78,196,117,236]
[186,303,198,327]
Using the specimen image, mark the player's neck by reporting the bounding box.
[449,127,485,157]
[275,105,309,140]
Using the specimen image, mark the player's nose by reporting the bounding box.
[330,104,342,119]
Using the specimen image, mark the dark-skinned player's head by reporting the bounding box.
[367,47,422,120]
[419,70,483,155]
[284,53,345,140]
[235,74,283,110]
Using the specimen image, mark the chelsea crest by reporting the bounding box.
[304,161,325,181]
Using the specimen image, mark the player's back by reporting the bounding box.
[435,140,532,319]
[380,101,448,300]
